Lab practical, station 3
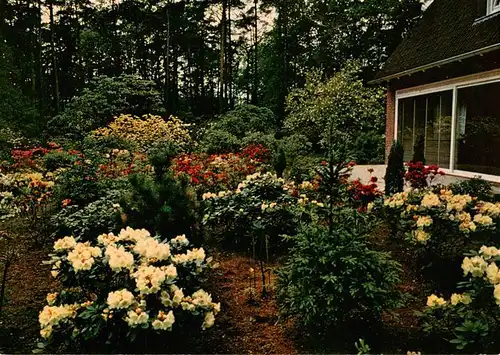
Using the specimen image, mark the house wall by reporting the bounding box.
[385,84,396,162]
[385,50,500,163]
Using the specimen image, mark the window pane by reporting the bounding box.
[426,92,452,168]
[455,82,500,175]
[398,97,415,162]
[397,91,452,168]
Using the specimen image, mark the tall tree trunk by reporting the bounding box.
[49,1,60,113]
[164,1,171,114]
[227,0,233,109]
[252,0,258,105]
[219,0,227,111]
[173,46,178,113]
[277,0,288,123]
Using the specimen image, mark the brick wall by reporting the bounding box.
[385,83,395,163]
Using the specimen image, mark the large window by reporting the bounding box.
[455,82,500,176]
[397,91,452,168]
[396,78,500,179]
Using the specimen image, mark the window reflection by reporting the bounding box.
[397,91,452,168]
[455,82,500,176]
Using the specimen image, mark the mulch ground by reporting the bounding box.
[203,252,298,354]
[0,232,299,354]
[0,234,56,353]
[0,222,437,354]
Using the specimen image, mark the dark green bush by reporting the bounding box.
[287,155,322,182]
[276,210,402,331]
[48,75,165,139]
[202,173,298,252]
[280,134,313,165]
[81,134,136,155]
[43,150,79,171]
[384,140,405,195]
[240,132,278,151]
[120,172,197,241]
[353,131,385,164]
[51,191,124,241]
[273,146,287,178]
[200,129,240,154]
[449,178,493,202]
[212,104,277,137]
[149,141,179,178]
[54,160,101,206]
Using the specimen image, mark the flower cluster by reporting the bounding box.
[0,171,55,219]
[40,227,219,347]
[461,247,500,305]
[348,172,382,211]
[39,304,79,339]
[383,188,499,246]
[426,292,471,308]
[8,143,82,173]
[97,149,152,178]
[92,114,192,153]
[404,161,445,188]
[171,145,270,191]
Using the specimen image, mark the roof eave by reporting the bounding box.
[369,42,500,85]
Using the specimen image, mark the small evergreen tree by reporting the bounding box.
[385,141,405,195]
[273,145,287,178]
[412,134,426,164]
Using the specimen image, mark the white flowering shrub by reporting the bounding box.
[201,172,323,251]
[38,227,220,352]
[419,245,500,352]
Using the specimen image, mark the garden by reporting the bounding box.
[0,60,499,355]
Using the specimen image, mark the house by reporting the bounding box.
[372,0,500,183]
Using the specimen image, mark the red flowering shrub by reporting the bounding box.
[171,144,270,191]
[405,161,445,189]
[97,149,152,179]
[348,173,383,211]
[7,143,83,172]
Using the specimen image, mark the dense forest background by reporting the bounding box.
[0,0,423,139]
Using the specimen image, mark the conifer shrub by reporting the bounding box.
[384,140,405,195]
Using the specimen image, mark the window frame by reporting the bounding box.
[489,0,500,15]
[395,69,500,183]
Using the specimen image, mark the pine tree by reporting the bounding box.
[384,140,405,195]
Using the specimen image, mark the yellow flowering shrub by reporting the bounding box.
[91,114,192,153]
[382,188,500,254]
[420,245,500,351]
[39,227,219,352]
[0,172,55,220]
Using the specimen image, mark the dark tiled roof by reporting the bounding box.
[374,0,500,81]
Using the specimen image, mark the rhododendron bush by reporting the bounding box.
[382,189,500,250]
[202,172,325,251]
[381,188,500,289]
[0,172,55,220]
[404,161,444,189]
[91,114,192,153]
[38,227,219,351]
[347,171,382,211]
[419,245,500,351]
[171,144,270,192]
[97,149,152,179]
